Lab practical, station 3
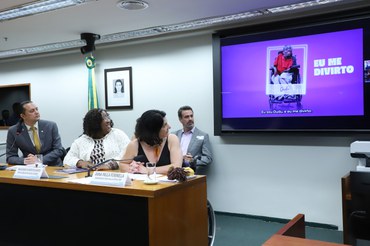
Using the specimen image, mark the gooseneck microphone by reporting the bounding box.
[0,121,23,158]
[16,121,23,135]
[85,155,145,177]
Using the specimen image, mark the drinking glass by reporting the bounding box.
[146,162,157,182]
[35,154,43,168]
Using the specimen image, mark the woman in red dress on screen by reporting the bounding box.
[271,45,295,85]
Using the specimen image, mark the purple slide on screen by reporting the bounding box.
[221,28,363,118]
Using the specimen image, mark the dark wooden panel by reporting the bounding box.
[0,183,148,246]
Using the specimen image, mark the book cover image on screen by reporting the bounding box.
[213,15,370,133]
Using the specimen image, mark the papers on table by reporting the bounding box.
[68,177,92,185]
[127,173,196,183]
[55,167,88,174]
[9,165,68,179]
[8,166,87,175]
[128,173,163,181]
[67,173,168,186]
[13,165,50,180]
[7,164,47,171]
[9,165,197,184]
[68,171,131,187]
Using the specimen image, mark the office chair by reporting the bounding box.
[349,171,370,245]
[60,147,70,162]
[207,199,216,246]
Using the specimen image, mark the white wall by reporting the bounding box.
[0,33,365,230]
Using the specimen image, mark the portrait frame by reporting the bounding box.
[104,67,133,109]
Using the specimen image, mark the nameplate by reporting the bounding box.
[13,166,48,180]
[90,172,131,187]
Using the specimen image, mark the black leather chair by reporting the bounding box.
[207,200,216,246]
[61,147,70,161]
[349,171,370,245]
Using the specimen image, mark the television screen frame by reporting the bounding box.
[213,11,370,135]
[0,83,31,129]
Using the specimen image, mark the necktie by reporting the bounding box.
[31,126,41,153]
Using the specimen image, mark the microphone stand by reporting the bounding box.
[0,136,19,159]
[1,123,22,160]
[85,155,146,177]
[85,159,113,177]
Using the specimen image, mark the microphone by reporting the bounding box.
[190,155,201,169]
[0,122,23,158]
[85,155,145,177]
[16,121,23,135]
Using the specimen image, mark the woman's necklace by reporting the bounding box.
[154,144,161,162]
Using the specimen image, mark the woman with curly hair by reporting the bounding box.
[64,108,130,170]
[119,109,182,174]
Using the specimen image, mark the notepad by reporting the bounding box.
[55,168,88,174]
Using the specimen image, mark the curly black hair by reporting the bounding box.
[83,108,113,138]
[135,109,166,146]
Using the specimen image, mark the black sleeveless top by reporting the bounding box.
[138,139,170,167]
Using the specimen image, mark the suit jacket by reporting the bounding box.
[6,119,64,166]
[173,127,212,174]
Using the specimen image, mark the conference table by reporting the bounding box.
[264,234,349,246]
[263,213,349,246]
[0,166,208,246]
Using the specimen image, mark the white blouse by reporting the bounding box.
[63,128,130,167]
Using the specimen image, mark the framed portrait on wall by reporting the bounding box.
[104,67,133,109]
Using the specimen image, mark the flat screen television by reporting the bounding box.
[213,12,370,135]
[0,83,31,128]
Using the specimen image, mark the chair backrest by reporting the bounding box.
[276,213,306,238]
[350,171,370,213]
[349,171,370,242]
[61,147,70,162]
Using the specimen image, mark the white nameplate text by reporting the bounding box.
[90,171,131,187]
[13,166,48,180]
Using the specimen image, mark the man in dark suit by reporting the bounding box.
[6,101,64,166]
[173,106,212,175]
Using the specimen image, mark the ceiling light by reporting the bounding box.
[0,0,95,21]
[117,0,149,10]
[267,0,342,13]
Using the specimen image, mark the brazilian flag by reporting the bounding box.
[86,55,99,110]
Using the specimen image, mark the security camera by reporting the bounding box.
[80,33,101,54]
